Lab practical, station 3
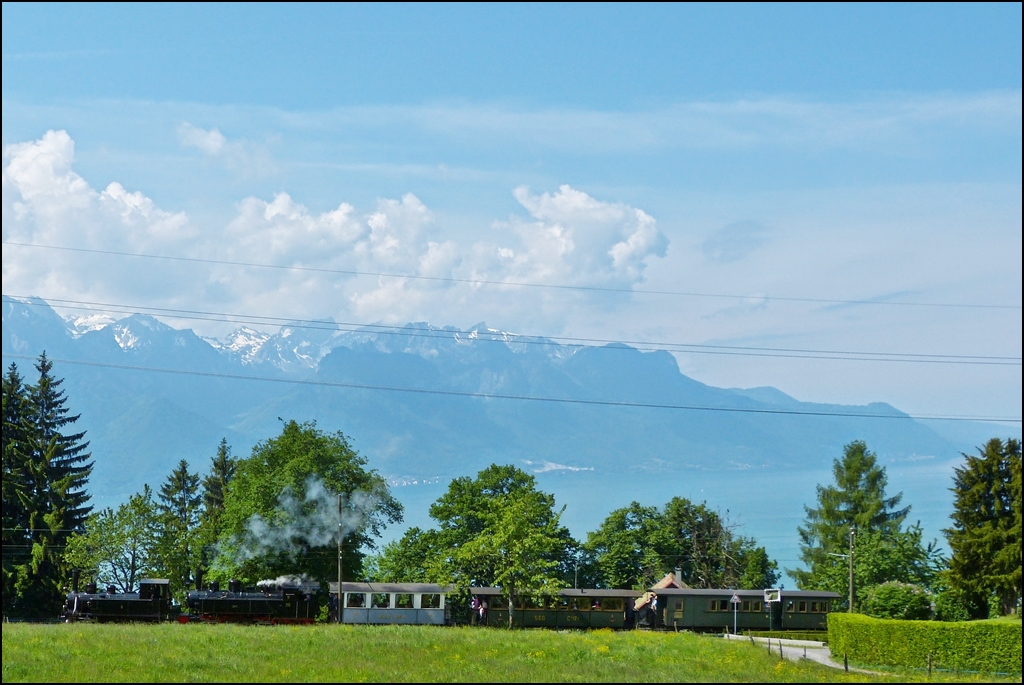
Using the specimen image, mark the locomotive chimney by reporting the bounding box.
[72,569,80,594]
[195,568,204,591]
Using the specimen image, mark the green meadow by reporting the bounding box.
[3,623,1017,683]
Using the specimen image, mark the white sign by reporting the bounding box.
[764,588,781,603]
[730,593,741,605]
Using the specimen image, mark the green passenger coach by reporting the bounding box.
[470,587,641,628]
[645,588,840,632]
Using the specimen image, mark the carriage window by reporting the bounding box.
[798,601,807,613]
[395,593,414,609]
[821,601,829,613]
[673,598,684,611]
[722,600,732,612]
[346,593,366,608]
[591,599,602,610]
[753,601,762,612]
[785,601,794,612]
[421,593,441,609]
[742,600,750,612]
[708,600,718,611]
[602,598,624,612]
[810,601,819,613]
[371,593,390,608]
[489,596,507,609]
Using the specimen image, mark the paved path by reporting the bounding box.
[723,633,881,675]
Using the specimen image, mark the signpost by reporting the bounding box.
[730,593,741,635]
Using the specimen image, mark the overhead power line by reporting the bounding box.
[3,240,1020,311]
[4,295,1019,366]
[2,353,1019,424]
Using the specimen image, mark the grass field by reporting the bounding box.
[1,623,1016,683]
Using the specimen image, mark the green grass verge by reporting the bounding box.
[744,630,828,642]
[1,623,890,683]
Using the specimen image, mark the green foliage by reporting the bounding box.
[931,571,988,621]
[426,464,575,588]
[214,420,401,585]
[861,581,932,620]
[828,612,1023,675]
[156,460,203,601]
[944,438,1022,616]
[2,363,31,615]
[794,441,933,601]
[365,527,441,583]
[583,501,667,589]
[584,497,779,590]
[801,525,944,608]
[64,486,160,592]
[2,355,93,618]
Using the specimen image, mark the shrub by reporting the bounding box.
[828,612,1022,674]
[933,586,981,622]
[861,581,931,620]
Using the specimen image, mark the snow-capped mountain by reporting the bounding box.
[2,296,1012,567]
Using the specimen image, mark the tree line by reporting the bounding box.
[794,439,1021,620]
[3,354,1020,621]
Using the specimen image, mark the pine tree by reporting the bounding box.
[202,439,236,519]
[2,363,31,615]
[11,354,93,617]
[198,439,236,571]
[794,440,909,594]
[156,459,202,600]
[945,438,1022,616]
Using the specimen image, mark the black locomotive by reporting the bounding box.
[62,571,177,623]
[185,577,322,625]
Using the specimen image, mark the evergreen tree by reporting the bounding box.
[945,438,1022,616]
[156,460,202,600]
[202,438,236,518]
[198,439,236,572]
[10,354,93,617]
[794,440,908,591]
[2,364,31,615]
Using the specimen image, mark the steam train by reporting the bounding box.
[61,571,321,625]
[63,570,840,632]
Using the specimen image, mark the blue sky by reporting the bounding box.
[2,4,1021,422]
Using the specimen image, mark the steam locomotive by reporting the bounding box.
[61,570,322,625]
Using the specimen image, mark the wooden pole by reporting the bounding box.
[344,491,348,626]
[848,528,855,613]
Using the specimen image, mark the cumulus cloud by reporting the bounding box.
[3,130,668,334]
[488,185,668,288]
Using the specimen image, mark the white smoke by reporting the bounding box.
[256,574,319,591]
[223,477,379,564]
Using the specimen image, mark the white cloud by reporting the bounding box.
[493,185,668,287]
[177,122,275,177]
[3,130,670,335]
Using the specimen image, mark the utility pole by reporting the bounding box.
[344,491,348,626]
[848,528,855,613]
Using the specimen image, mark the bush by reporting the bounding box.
[861,581,931,620]
[933,586,986,622]
[828,612,1022,674]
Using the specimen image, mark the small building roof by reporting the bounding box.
[138,579,170,585]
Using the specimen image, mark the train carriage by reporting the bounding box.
[470,587,641,628]
[330,582,450,625]
[644,588,840,632]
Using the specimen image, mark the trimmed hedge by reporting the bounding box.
[828,612,1022,675]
